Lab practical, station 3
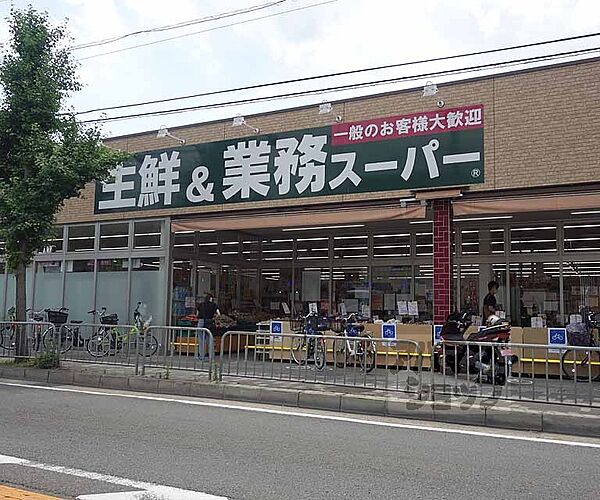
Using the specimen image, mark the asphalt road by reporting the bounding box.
[0,380,599,499]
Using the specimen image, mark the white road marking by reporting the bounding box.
[1,380,600,450]
[0,451,226,499]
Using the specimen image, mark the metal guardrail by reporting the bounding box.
[431,340,600,407]
[0,320,56,358]
[141,326,214,377]
[218,330,423,397]
[4,318,600,408]
[56,322,144,372]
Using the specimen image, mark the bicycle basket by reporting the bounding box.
[100,313,119,325]
[290,318,304,332]
[47,310,68,325]
[567,323,592,346]
[330,319,345,334]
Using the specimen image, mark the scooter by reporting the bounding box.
[434,311,517,385]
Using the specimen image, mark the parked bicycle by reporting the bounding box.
[1,307,46,352]
[562,307,600,381]
[290,312,327,370]
[41,307,77,354]
[331,314,376,373]
[86,302,158,358]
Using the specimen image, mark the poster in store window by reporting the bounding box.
[302,270,321,302]
[397,301,409,315]
[384,294,396,311]
[408,301,419,316]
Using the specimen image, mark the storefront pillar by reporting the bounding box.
[433,199,453,324]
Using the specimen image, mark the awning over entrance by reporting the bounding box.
[171,204,426,232]
[453,192,600,216]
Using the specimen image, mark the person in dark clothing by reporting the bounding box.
[196,294,220,359]
[483,280,499,320]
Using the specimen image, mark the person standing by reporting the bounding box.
[196,294,220,359]
[483,280,499,320]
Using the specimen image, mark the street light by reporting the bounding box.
[157,126,186,145]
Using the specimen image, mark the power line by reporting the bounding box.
[76,0,337,61]
[72,0,289,50]
[74,30,600,116]
[81,46,600,124]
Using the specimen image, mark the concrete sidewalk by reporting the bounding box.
[1,360,600,438]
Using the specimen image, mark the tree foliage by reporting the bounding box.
[0,7,128,330]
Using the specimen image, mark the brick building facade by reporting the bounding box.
[4,56,598,330]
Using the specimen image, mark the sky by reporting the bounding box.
[1,0,599,138]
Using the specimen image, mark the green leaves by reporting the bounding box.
[0,6,129,272]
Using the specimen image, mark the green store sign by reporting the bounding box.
[95,104,484,214]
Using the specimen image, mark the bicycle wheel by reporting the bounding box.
[359,335,377,373]
[0,326,15,351]
[86,329,111,357]
[43,326,74,354]
[139,334,159,357]
[314,337,326,370]
[334,336,347,368]
[562,348,600,381]
[290,334,307,365]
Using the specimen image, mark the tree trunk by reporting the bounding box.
[14,260,29,359]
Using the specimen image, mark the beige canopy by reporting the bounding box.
[171,204,426,232]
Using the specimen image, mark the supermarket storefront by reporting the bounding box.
[1,57,599,332]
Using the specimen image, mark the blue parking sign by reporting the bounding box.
[548,328,567,346]
[270,321,283,336]
[382,323,396,342]
[433,325,443,345]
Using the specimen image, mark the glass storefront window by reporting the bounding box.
[64,260,94,323]
[563,262,600,318]
[221,234,239,259]
[333,235,368,260]
[33,261,63,311]
[510,226,557,253]
[415,231,433,256]
[6,267,34,315]
[239,268,259,316]
[332,267,369,315]
[241,238,260,263]
[564,224,600,253]
[219,265,238,313]
[131,258,165,326]
[134,220,162,249]
[373,233,410,258]
[296,237,329,261]
[68,225,95,252]
[460,228,505,256]
[414,264,433,321]
[460,230,479,256]
[100,223,129,250]
[96,258,129,323]
[261,268,293,316]
[459,263,507,315]
[296,267,330,315]
[372,266,412,320]
[509,262,560,327]
[197,232,219,261]
[40,226,64,254]
[172,260,193,324]
[459,264,480,312]
[173,231,195,251]
[262,239,293,262]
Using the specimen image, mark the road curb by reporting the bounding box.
[2,366,600,438]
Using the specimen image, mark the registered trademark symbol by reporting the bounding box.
[471,168,481,178]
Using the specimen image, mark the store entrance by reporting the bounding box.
[170,220,434,329]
